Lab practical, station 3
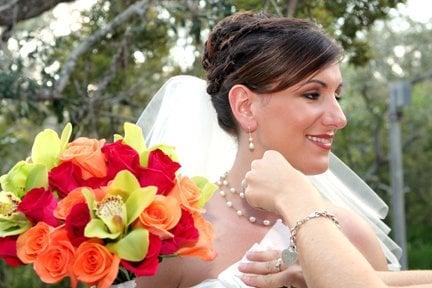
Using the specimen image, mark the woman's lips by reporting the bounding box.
[306,134,333,151]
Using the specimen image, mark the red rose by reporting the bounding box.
[138,168,175,196]
[160,209,199,255]
[138,149,181,195]
[65,203,91,247]
[49,161,82,198]
[102,141,141,179]
[121,233,161,276]
[18,188,58,227]
[0,236,23,267]
[148,149,180,180]
[79,176,108,190]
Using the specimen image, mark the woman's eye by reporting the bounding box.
[303,92,320,100]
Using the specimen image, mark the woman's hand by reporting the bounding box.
[238,250,306,288]
[244,150,319,215]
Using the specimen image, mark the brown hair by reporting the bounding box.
[202,12,343,135]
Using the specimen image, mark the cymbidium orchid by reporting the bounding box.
[0,123,71,199]
[0,192,31,237]
[83,170,157,261]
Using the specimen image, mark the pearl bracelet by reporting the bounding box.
[281,210,341,265]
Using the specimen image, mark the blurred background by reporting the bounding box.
[0,0,431,287]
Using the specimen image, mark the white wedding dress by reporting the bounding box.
[134,75,402,287]
[193,220,292,288]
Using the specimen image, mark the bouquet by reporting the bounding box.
[0,122,217,287]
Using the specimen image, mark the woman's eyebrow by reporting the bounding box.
[305,79,344,90]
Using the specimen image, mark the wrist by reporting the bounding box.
[275,189,326,228]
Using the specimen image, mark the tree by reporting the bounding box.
[333,18,432,268]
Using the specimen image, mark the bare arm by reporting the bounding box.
[328,205,387,270]
[242,150,432,288]
[379,271,432,286]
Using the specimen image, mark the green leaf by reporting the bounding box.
[107,229,149,261]
[125,186,157,226]
[59,123,72,152]
[31,128,61,170]
[84,218,121,240]
[192,176,218,208]
[122,122,147,155]
[24,164,48,192]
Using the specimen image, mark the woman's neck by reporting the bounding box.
[221,138,280,225]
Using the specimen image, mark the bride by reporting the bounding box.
[135,12,401,288]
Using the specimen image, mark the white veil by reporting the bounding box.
[136,75,402,271]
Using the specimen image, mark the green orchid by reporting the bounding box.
[83,170,157,261]
[113,122,147,154]
[0,161,48,198]
[0,191,32,237]
[0,124,72,199]
[192,176,218,208]
[31,123,72,170]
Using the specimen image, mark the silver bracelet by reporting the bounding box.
[281,210,341,266]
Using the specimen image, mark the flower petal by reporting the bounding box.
[24,164,48,192]
[107,228,149,261]
[122,122,147,155]
[125,186,157,226]
[84,219,121,240]
[60,123,72,152]
[31,129,61,170]
[192,176,218,208]
[108,170,141,200]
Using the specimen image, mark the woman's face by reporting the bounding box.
[252,63,346,175]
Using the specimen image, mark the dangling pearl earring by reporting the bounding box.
[248,128,255,151]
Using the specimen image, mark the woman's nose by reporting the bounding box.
[321,99,347,129]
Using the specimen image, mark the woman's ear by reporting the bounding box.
[228,84,258,132]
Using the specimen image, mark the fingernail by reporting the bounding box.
[238,262,246,270]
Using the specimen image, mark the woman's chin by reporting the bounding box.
[297,158,330,175]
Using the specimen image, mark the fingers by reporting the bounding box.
[240,265,306,288]
[246,250,280,262]
[240,271,289,288]
[239,251,286,275]
[238,259,283,275]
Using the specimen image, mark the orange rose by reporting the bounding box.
[16,222,52,264]
[54,188,86,220]
[60,137,107,180]
[177,213,216,261]
[73,241,119,288]
[33,229,77,287]
[168,176,203,213]
[136,195,181,239]
[54,187,106,220]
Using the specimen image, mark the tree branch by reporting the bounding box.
[0,0,75,27]
[54,0,151,98]
[286,0,298,17]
